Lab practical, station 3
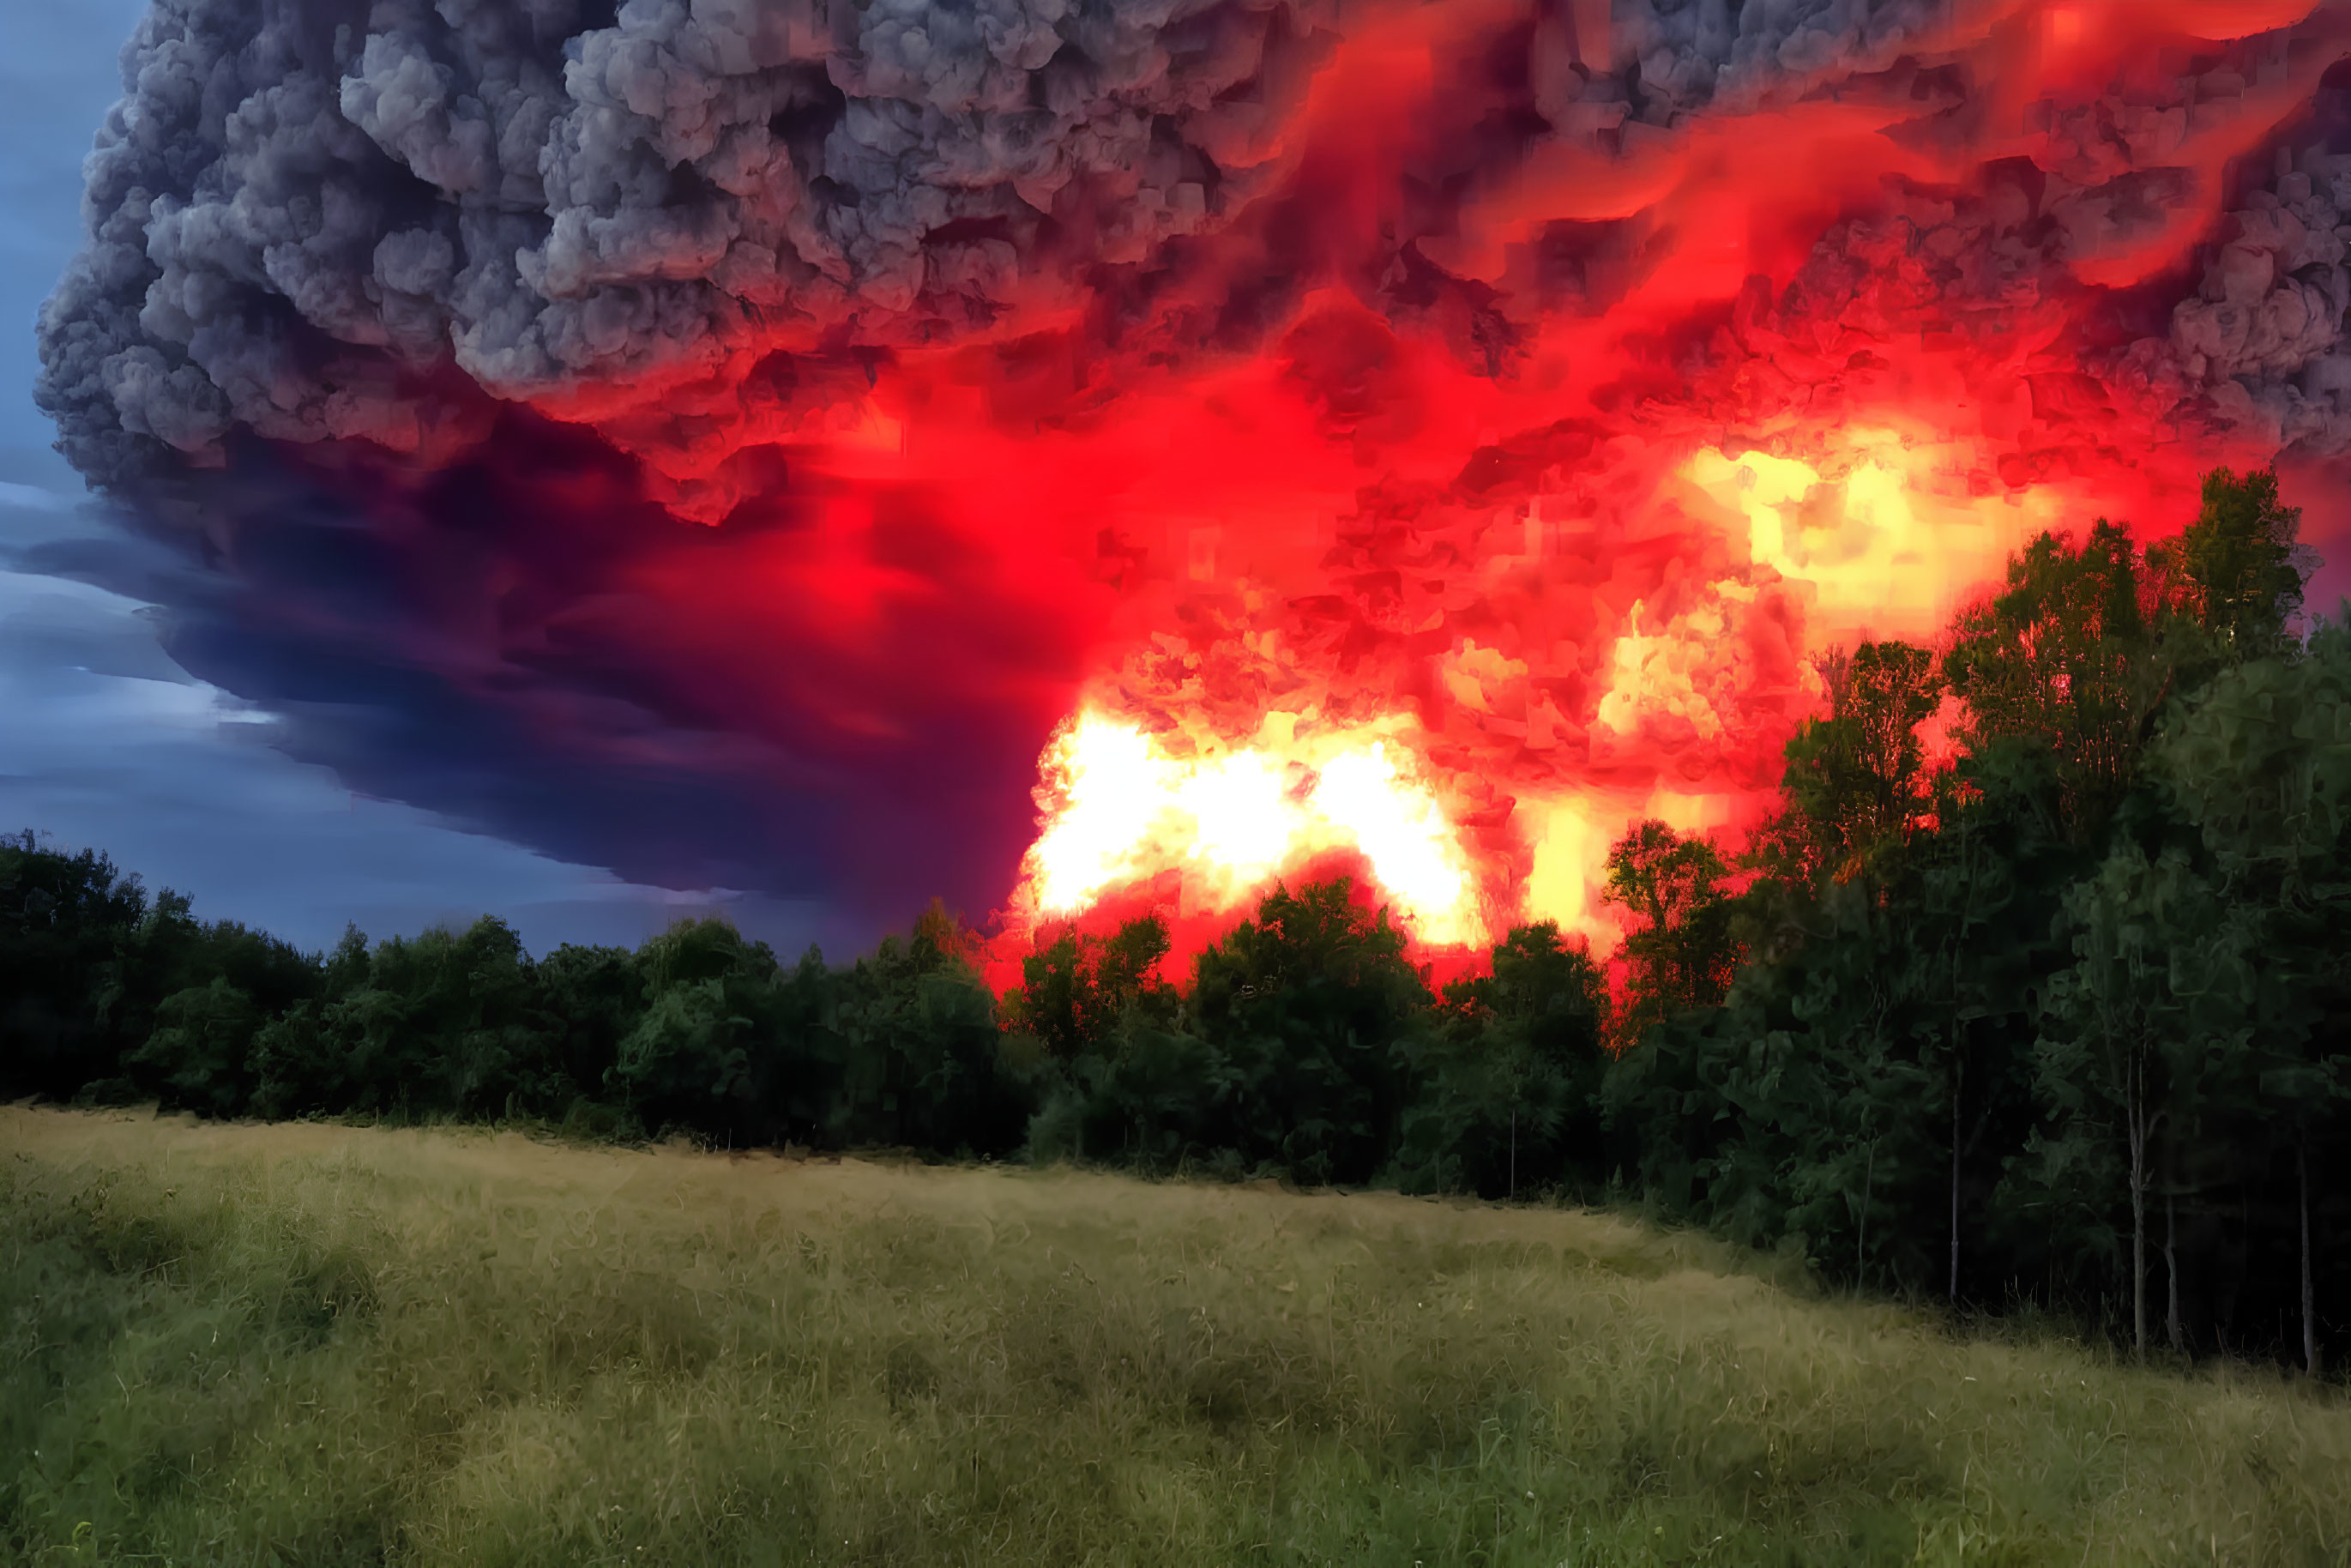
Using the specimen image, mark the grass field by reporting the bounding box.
[4,1107,2348,1566]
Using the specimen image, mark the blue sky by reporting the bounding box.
[0,0,832,959]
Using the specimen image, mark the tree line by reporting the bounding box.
[2,468,2342,1372]
[1610,467,2347,1375]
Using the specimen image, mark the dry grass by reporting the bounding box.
[3,1103,2348,1566]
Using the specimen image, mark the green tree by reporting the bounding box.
[132,978,264,1118]
[1032,880,1434,1185]
[1604,821,1740,1046]
[611,918,787,1140]
[1769,640,1944,885]
[1944,520,2167,836]
[1185,879,1433,1185]
[1393,922,1608,1198]
[2155,466,2305,656]
[2145,620,2351,1372]
[1910,743,2077,1304]
[828,906,1029,1155]
[2034,844,2214,1358]
[251,918,544,1119]
[0,833,153,1101]
[1605,752,2069,1300]
[1001,914,1175,1060]
[533,943,651,1128]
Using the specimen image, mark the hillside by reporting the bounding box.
[4,1105,2347,1566]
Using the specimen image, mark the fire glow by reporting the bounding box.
[1023,712,1483,949]
[39,0,2351,951]
[1011,431,2087,954]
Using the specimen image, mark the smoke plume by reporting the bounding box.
[33,0,2351,940]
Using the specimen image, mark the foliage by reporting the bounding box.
[1391,921,1610,1199]
[1764,639,1944,885]
[2157,465,2306,657]
[1942,521,2166,836]
[998,914,1176,1060]
[1028,880,1437,1185]
[1603,820,1741,1046]
[1603,471,2344,1365]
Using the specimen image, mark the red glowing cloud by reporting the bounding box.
[36,0,2351,948]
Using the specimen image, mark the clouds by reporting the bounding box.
[28,0,2351,934]
[0,1,862,957]
[0,488,844,954]
[33,0,1360,498]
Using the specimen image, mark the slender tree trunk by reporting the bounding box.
[1950,1049,1963,1305]
[1509,1106,1516,1203]
[1859,1140,1876,1288]
[2129,1050,2148,1361]
[2165,1183,2182,1356]
[2302,1137,2319,1379]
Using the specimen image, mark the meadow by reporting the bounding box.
[4,1106,2348,1566]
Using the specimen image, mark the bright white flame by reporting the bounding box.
[1309,745,1476,947]
[1594,587,1752,741]
[1028,715,1175,911]
[1023,712,1485,946]
[1176,750,1299,882]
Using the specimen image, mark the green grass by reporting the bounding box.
[3,1107,2348,1566]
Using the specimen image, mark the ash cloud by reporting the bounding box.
[35,0,2017,500]
[33,0,2351,923]
[37,0,1353,495]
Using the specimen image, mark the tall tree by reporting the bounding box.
[1912,743,2073,1305]
[1396,921,1609,1197]
[2155,466,2305,657]
[1186,879,1432,1185]
[1604,821,1740,1046]
[1773,640,1944,884]
[1001,914,1175,1060]
[1944,520,2167,837]
[2036,844,2216,1358]
[2149,622,2351,1373]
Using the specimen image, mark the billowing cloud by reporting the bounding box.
[34,0,2351,939]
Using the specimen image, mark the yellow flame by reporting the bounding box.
[1679,431,2051,642]
[1022,711,1485,946]
[1025,714,1178,912]
[1594,592,1749,740]
[1174,750,1299,882]
[1309,745,1477,947]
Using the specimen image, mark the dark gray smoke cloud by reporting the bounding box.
[42,0,2351,503]
[33,0,2020,500]
[37,0,1335,493]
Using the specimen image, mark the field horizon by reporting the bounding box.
[5,1102,2348,1566]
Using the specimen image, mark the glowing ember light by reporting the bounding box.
[1594,587,1757,742]
[1017,413,2198,962]
[1522,798,1617,949]
[1019,711,1486,948]
[40,0,2340,970]
[1679,434,2061,642]
[45,0,2323,963]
